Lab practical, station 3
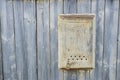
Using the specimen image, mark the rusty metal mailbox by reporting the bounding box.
[58,14,95,69]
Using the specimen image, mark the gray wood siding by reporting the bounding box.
[0,0,119,80]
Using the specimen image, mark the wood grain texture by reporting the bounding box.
[23,0,37,80]
[91,0,105,80]
[0,27,3,80]
[0,1,120,80]
[13,1,28,80]
[64,70,77,80]
[77,0,91,13]
[0,3,3,80]
[1,0,18,80]
[77,70,85,80]
[50,0,64,80]
[64,0,77,14]
[117,0,120,80]
[103,0,119,80]
[36,0,51,80]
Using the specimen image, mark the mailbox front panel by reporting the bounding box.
[58,14,95,69]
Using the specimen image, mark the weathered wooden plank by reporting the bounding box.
[77,0,91,80]
[91,0,105,80]
[50,0,64,80]
[64,70,77,80]
[77,0,91,13]
[117,1,120,80]
[0,43,2,79]
[64,0,77,14]
[63,0,77,80]
[77,70,85,80]
[23,0,37,80]
[36,1,44,80]
[36,0,51,80]
[85,70,89,80]
[0,11,3,80]
[13,1,28,80]
[1,0,18,80]
[103,0,119,80]
[0,2,3,80]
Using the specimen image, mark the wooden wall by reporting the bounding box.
[0,0,120,80]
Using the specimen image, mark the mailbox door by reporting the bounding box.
[58,14,95,69]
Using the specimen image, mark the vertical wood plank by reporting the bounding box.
[1,0,18,80]
[50,0,64,80]
[91,0,105,80]
[64,70,77,80]
[13,1,28,80]
[77,70,85,80]
[117,1,120,80]
[36,1,44,80]
[0,1,3,80]
[77,0,91,80]
[23,0,37,80]
[64,0,77,14]
[36,0,51,80]
[77,0,91,13]
[63,0,77,80]
[0,25,3,80]
[85,70,89,80]
[103,0,119,80]
[36,1,45,80]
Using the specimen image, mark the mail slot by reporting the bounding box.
[58,14,96,69]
